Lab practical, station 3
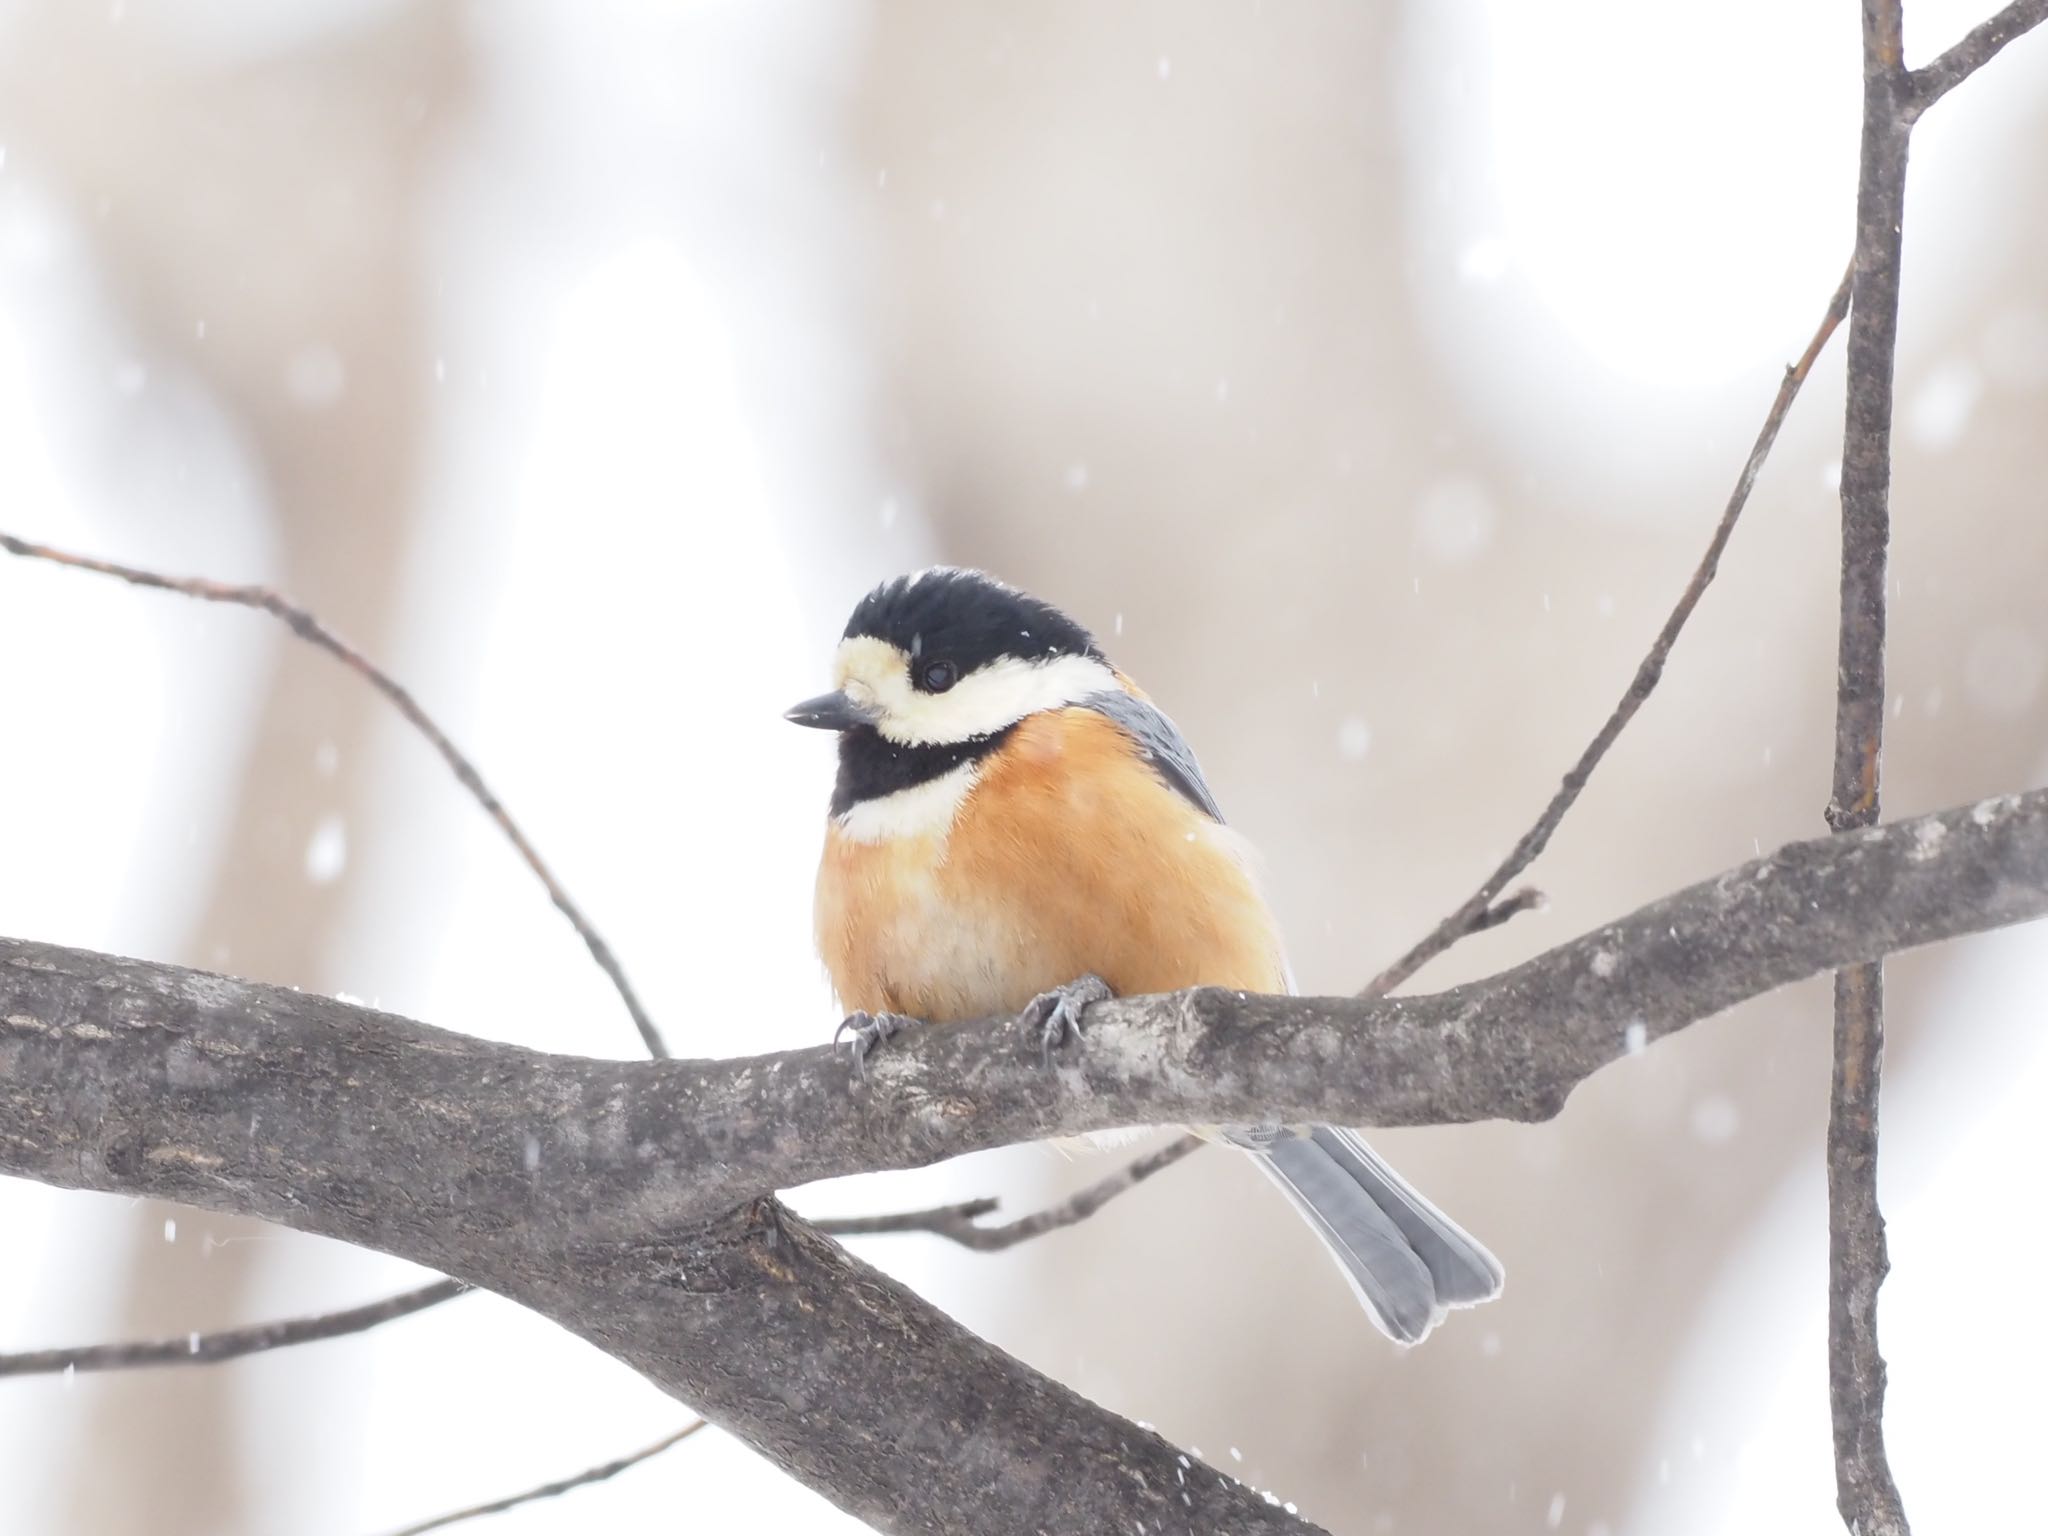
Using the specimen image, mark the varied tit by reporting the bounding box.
[787,567,1502,1345]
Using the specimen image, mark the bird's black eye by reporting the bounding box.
[919,659,959,694]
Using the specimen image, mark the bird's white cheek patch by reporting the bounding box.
[834,761,980,844]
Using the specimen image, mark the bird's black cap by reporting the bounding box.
[842,568,1102,683]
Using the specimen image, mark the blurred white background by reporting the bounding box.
[1,3,2044,1532]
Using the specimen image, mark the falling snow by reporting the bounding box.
[1337,717,1372,761]
[1963,624,2045,718]
[303,814,348,885]
[1690,1095,1741,1144]
[1908,357,1982,450]
[1458,236,1511,284]
[1981,300,2048,389]
[285,343,347,409]
[1412,475,1496,565]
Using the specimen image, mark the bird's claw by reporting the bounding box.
[1020,974,1113,1068]
[835,1009,915,1081]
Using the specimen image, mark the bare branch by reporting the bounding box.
[0,538,682,1530]
[379,1420,707,1536]
[4,791,2044,1234]
[0,6,2032,1525]
[2,788,2043,1531]
[1824,4,1914,1531]
[0,1278,466,1379]
[813,1197,1000,1238]
[0,1142,1195,1384]
[815,1133,1204,1251]
[1363,263,1855,998]
[0,524,690,1536]
[1907,0,2048,120]
[0,532,667,1061]
[0,1141,1200,1379]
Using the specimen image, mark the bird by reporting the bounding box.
[785,566,1502,1344]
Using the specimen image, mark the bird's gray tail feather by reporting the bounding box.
[1247,1125,1503,1345]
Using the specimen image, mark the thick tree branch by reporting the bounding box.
[1,789,2042,1531]
[0,532,667,1060]
[2,792,2042,1241]
[1906,0,2048,120]
[1364,262,1853,998]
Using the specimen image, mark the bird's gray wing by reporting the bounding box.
[1079,689,1225,822]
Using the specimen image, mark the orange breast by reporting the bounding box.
[815,708,1288,1022]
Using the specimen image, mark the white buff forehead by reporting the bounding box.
[831,635,1119,746]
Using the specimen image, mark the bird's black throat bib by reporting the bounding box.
[830,723,1020,819]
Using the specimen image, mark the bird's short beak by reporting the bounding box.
[784,689,878,731]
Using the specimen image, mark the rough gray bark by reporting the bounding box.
[1906,0,2048,119]
[3,787,2045,1533]
[1818,2,2048,1527]
[1826,3,1912,1531]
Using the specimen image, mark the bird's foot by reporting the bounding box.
[835,1009,917,1082]
[1019,973,1113,1068]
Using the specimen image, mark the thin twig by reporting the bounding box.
[378,1420,708,1536]
[0,1072,1195,1384]
[0,532,666,1395]
[0,532,668,1060]
[1362,262,1856,999]
[815,1198,1002,1238]
[0,1279,468,1378]
[1824,4,1914,1532]
[1906,0,2048,120]
[815,1133,1205,1251]
[0,1137,1199,1376]
[0,1143,1200,1378]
